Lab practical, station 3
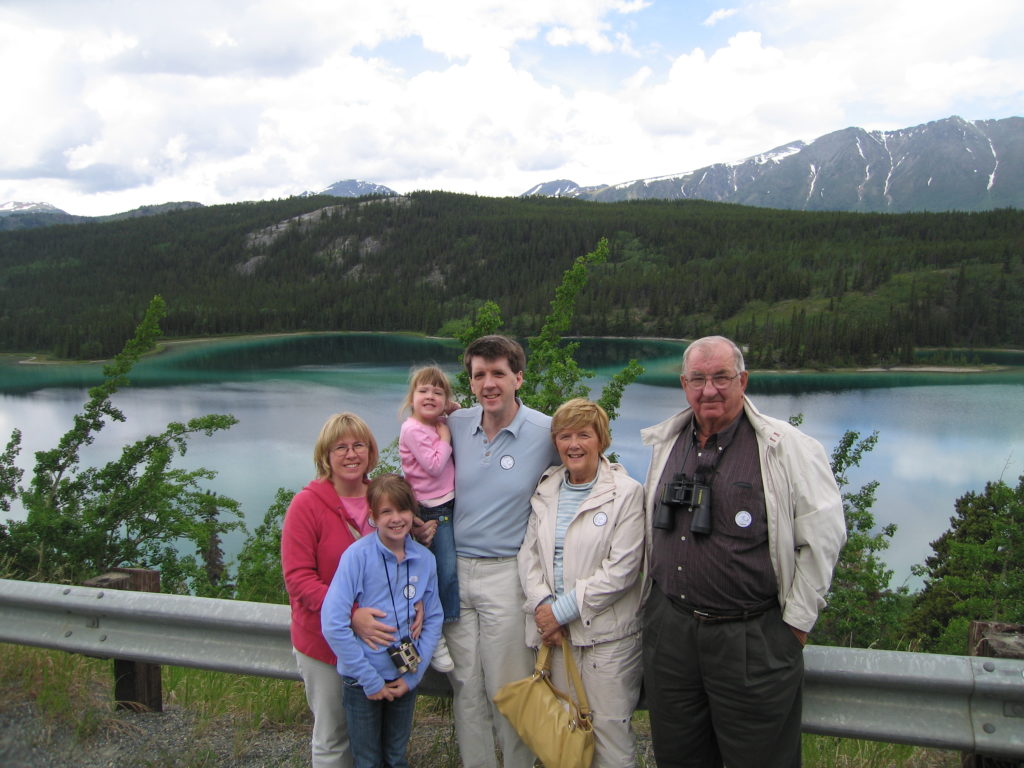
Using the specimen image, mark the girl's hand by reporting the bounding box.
[436,421,451,444]
[386,678,411,698]
[367,686,394,701]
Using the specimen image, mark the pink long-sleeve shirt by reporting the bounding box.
[399,416,455,504]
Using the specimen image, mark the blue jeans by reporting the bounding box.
[419,499,459,621]
[342,676,417,768]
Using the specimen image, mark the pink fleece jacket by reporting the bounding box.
[281,478,360,665]
[399,416,455,503]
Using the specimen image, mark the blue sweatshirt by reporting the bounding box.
[321,531,443,696]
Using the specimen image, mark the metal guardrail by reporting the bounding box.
[1,578,1023,758]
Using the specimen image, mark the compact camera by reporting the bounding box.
[654,472,713,534]
[387,637,421,675]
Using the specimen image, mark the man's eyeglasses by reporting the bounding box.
[331,442,368,455]
[683,373,740,390]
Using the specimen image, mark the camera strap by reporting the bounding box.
[381,553,411,636]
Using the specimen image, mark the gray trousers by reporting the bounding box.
[642,585,803,768]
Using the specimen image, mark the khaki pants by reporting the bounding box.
[443,556,536,768]
[294,648,353,768]
[546,632,643,768]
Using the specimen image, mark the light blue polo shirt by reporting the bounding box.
[449,399,558,558]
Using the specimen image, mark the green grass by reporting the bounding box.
[1,643,962,767]
[161,665,310,730]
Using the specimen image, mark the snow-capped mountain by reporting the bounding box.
[520,179,606,198]
[0,201,80,230]
[523,116,1024,213]
[309,179,398,198]
[0,200,206,232]
[0,201,66,216]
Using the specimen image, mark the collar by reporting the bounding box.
[692,410,745,449]
[470,397,526,437]
[371,529,420,563]
[562,471,598,492]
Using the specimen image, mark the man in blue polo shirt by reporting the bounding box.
[443,334,558,768]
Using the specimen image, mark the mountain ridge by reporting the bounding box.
[522,115,1024,212]
[3,116,1022,231]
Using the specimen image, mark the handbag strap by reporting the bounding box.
[533,638,593,721]
[559,637,592,719]
[534,642,553,674]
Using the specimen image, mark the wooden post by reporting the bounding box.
[83,568,163,712]
[963,621,1024,768]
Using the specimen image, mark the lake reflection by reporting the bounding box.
[1,333,1022,590]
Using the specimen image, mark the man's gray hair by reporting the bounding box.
[681,336,746,374]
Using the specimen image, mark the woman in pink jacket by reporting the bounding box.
[282,412,379,768]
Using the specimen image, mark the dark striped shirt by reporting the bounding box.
[650,411,777,612]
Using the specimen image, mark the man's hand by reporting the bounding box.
[788,625,808,646]
[352,607,398,650]
[410,601,424,640]
[411,516,437,547]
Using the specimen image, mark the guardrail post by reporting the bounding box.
[83,568,163,712]
[965,620,1024,768]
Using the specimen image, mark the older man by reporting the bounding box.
[641,336,846,768]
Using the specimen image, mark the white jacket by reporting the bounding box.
[519,457,646,647]
[640,396,846,633]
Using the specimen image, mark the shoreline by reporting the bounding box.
[2,331,1020,374]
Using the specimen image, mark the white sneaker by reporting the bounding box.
[430,636,454,673]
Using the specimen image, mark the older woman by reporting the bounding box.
[518,398,646,768]
[282,412,379,768]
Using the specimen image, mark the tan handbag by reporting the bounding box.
[493,637,595,768]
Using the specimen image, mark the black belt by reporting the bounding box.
[665,592,778,624]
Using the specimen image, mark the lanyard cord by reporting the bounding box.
[381,553,410,635]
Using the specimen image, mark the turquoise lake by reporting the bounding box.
[2,333,1022,590]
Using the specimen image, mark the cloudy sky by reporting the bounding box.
[2,0,1021,216]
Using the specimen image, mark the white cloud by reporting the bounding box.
[1,0,1022,214]
[703,8,738,26]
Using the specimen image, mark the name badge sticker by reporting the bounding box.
[403,584,417,600]
[593,511,608,527]
[500,455,515,470]
[734,510,753,528]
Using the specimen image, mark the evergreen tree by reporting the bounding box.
[0,296,242,593]
[453,238,645,419]
[906,474,1024,654]
[814,428,910,648]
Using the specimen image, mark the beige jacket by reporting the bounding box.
[519,457,646,648]
[640,396,846,633]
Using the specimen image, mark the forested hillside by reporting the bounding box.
[0,192,1021,366]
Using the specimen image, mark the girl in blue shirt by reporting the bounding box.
[322,474,443,768]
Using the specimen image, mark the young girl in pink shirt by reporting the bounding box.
[398,365,458,672]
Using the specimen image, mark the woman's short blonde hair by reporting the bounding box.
[313,412,379,481]
[550,398,611,453]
